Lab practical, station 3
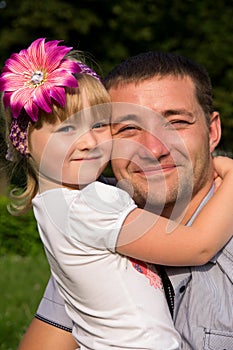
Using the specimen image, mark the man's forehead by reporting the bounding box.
[111,76,195,103]
[110,76,198,118]
[110,100,195,125]
[111,102,162,120]
[110,75,195,94]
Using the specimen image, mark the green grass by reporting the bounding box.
[0,253,50,350]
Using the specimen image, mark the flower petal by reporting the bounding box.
[48,69,78,87]
[24,98,39,121]
[45,46,73,72]
[33,85,53,113]
[0,72,26,91]
[2,53,30,74]
[50,86,66,107]
[60,60,81,74]
[26,38,46,71]
[9,87,32,118]
[3,91,11,108]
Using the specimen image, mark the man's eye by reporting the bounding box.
[166,119,190,127]
[111,125,140,137]
[117,125,139,133]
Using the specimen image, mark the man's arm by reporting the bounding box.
[18,318,78,350]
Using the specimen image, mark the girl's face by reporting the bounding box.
[29,104,112,191]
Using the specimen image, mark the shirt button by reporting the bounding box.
[179,285,186,293]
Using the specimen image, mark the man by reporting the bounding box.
[18,52,233,349]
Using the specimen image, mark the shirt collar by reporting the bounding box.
[187,184,219,263]
[186,184,215,227]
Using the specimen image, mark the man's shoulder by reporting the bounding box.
[98,175,117,186]
[36,276,73,331]
[216,237,233,283]
[222,236,233,255]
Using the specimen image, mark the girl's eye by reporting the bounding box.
[57,125,75,133]
[116,125,140,134]
[92,121,109,129]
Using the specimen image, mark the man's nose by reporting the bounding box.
[140,131,170,158]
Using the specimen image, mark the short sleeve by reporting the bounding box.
[36,276,73,332]
[68,182,137,252]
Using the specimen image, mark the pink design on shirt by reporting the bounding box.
[130,258,163,289]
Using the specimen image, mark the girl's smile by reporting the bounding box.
[29,107,112,191]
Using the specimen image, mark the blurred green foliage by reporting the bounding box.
[0,196,43,256]
[0,254,50,350]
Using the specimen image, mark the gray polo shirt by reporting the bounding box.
[167,187,233,349]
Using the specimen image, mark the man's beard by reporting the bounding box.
[130,168,194,220]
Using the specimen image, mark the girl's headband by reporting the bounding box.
[0,38,100,158]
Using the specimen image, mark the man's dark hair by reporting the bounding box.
[104,51,214,120]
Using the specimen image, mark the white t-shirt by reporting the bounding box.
[32,182,181,349]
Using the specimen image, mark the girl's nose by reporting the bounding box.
[75,130,97,151]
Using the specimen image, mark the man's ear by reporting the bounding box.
[209,111,221,153]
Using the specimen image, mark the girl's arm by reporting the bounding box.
[18,318,78,350]
[116,156,233,266]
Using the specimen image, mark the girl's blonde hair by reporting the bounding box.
[4,71,111,215]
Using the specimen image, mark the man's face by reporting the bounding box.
[110,76,221,219]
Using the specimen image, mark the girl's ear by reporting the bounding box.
[209,112,221,153]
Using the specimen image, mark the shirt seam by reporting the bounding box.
[35,313,72,332]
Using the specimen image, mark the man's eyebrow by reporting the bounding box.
[112,114,140,124]
[162,109,194,119]
[112,109,195,125]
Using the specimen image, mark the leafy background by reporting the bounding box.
[0,1,233,348]
[0,0,233,150]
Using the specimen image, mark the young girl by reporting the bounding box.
[1,38,233,350]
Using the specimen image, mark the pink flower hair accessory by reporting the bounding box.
[0,38,80,121]
[0,38,101,157]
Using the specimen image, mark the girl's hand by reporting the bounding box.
[213,156,233,179]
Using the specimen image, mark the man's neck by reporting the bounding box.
[162,182,214,225]
[181,183,214,225]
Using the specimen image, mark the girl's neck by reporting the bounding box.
[38,175,90,193]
